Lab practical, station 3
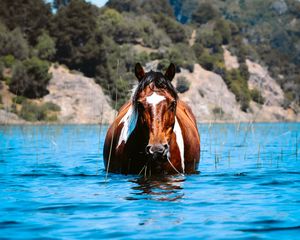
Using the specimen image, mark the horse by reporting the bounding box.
[103,63,200,175]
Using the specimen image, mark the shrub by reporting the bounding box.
[0,28,29,60]
[34,32,56,60]
[176,76,190,93]
[250,88,265,104]
[12,95,26,104]
[43,101,61,112]
[157,59,170,71]
[2,55,15,68]
[151,14,188,43]
[197,50,224,72]
[212,106,224,116]
[223,69,251,112]
[0,61,3,79]
[19,100,60,122]
[167,43,196,71]
[214,19,232,45]
[191,3,220,25]
[9,57,51,98]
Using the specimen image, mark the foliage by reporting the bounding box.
[106,0,141,13]
[223,69,251,112]
[141,0,174,17]
[197,49,224,72]
[12,96,26,105]
[212,106,224,116]
[34,32,56,61]
[9,57,51,98]
[176,76,190,93]
[214,19,232,45]
[0,60,3,79]
[51,0,100,76]
[95,42,135,109]
[18,100,60,122]
[0,28,30,60]
[53,0,71,10]
[106,0,174,17]
[151,14,188,43]
[250,88,265,104]
[1,55,16,68]
[191,3,220,25]
[0,0,52,45]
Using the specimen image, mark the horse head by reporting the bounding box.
[133,63,178,162]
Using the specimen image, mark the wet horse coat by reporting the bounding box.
[104,63,200,175]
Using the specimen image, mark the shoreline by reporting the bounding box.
[1,120,300,126]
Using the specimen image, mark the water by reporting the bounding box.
[1,123,300,240]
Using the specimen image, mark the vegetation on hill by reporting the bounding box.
[0,0,299,120]
[171,0,300,105]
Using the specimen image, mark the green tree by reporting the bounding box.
[152,14,187,43]
[0,27,29,60]
[191,3,219,25]
[215,19,232,44]
[34,32,56,60]
[53,0,71,10]
[9,57,51,98]
[142,0,174,17]
[0,0,52,45]
[51,0,100,76]
[106,0,140,13]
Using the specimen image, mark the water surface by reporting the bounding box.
[1,123,300,239]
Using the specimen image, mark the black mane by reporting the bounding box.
[132,71,178,108]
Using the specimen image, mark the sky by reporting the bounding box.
[88,0,108,7]
[46,0,108,8]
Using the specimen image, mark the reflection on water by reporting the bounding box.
[128,176,186,202]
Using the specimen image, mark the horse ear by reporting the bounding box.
[135,63,145,82]
[164,63,176,81]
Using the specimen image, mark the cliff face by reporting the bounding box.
[44,66,116,124]
[0,65,116,124]
[173,54,300,122]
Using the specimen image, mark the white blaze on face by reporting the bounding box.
[117,106,138,148]
[146,92,166,106]
[174,117,185,173]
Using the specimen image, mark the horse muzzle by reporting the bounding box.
[145,144,169,160]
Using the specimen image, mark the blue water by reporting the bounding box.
[1,123,300,240]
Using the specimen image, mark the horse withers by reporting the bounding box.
[103,63,200,175]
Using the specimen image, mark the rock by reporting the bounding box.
[0,109,25,124]
[223,46,240,70]
[246,59,284,106]
[175,64,250,122]
[271,0,288,15]
[44,66,116,124]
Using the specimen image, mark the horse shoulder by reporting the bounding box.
[104,101,132,155]
[175,100,200,170]
[177,100,197,126]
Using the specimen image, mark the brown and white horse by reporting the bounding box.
[103,63,200,175]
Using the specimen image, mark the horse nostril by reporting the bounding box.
[146,145,152,154]
[163,144,168,151]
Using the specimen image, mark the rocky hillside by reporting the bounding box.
[175,60,299,122]
[0,66,116,124]
[1,0,300,125]
[1,47,299,124]
[44,66,115,124]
